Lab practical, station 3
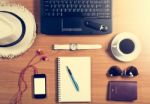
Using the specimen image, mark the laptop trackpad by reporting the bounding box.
[61,19,82,32]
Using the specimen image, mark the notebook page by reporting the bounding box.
[58,57,91,102]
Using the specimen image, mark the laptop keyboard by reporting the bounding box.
[42,0,111,18]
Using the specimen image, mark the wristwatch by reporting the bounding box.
[53,43,102,51]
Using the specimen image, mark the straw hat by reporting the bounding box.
[0,3,36,59]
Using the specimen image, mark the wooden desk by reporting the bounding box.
[0,0,150,104]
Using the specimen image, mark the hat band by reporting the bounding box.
[0,11,26,47]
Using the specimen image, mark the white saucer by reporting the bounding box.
[111,32,141,62]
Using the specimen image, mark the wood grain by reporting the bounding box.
[0,0,150,104]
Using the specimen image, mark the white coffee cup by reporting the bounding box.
[112,38,135,56]
[111,32,141,62]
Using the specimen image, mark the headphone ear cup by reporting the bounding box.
[107,66,122,77]
[126,66,139,77]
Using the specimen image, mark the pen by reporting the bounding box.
[66,66,79,92]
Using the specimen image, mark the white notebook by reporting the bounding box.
[58,57,91,102]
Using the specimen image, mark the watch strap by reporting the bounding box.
[53,44,102,50]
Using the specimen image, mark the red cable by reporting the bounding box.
[10,49,48,104]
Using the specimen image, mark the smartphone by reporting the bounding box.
[33,74,46,98]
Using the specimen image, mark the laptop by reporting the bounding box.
[40,0,112,35]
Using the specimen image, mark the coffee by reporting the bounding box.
[119,39,135,54]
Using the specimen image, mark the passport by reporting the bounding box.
[107,81,137,101]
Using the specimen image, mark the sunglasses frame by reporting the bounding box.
[107,66,139,77]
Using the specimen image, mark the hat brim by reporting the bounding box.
[0,4,36,58]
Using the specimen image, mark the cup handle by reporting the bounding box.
[112,45,117,48]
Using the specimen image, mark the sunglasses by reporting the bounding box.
[107,66,139,77]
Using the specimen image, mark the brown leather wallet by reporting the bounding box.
[107,81,137,101]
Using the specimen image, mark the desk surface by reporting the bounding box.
[0,0,150,104]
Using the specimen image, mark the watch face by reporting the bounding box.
[70,44,77,51]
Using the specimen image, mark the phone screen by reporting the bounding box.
[33,74,46,98]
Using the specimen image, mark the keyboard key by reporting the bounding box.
[42,0,111,18]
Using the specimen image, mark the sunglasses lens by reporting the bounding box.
[107,66,122,77]
[126,66,138,77]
